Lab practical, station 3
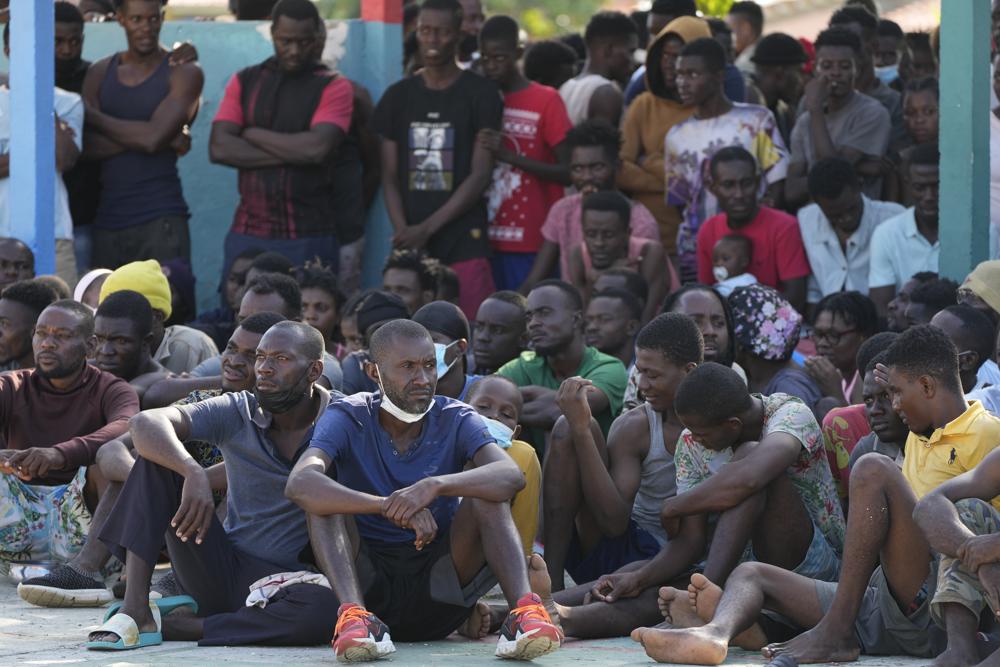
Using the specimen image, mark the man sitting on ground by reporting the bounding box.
[541,313,702,639]
[627,325,995,665]
[17,312,286,608]
[593,363,843,614]
[0,301,139,569]
[92,290,169,401]
[411,300,479,401]
[471,291,528,375]
[86,322,341,650]
[285,320,562,661]
[584,288,643,369]
[99,260,218,374]
[0,279,60,372]
[498,280,627,458]
[931,305,997,398]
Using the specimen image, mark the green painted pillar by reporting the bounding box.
[939,0,991,280]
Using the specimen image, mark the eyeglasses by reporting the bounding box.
[812,328,858,345]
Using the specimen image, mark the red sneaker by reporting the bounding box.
[495,593,562,660]
[331,603,395,663]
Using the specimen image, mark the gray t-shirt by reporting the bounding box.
[791,92,891,199]
[191,352,343,391]
[848,432,903,470]
[177,387,331,569]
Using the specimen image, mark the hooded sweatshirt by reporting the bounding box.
[618,17,711,254]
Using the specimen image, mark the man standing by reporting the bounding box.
[665,37,788,283]
[286,320,562,661]
[559,12,638,127]
[498,280,627,457]
[798,157,904,306]
[471,290,528,375]
[0,239,34,294]
[695,147,809,313]
[82,0,203,269]
[0,301,139,567]
[373,0,503,319]
[829,6,905,149]
[478,15,572,292]
[0,280,60,373]
[727,1,763,74]
[750,32,807,146]
[210,0,354,276]
[868,143,940,317]
[92,290,169,402]
[0,23,82,285]
[784,28,891,209]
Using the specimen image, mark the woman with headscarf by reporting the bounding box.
[728,283,824,419]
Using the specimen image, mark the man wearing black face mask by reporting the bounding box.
[87,321,344,650]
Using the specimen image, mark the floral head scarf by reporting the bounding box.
[728,284,802,362]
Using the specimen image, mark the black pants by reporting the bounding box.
[98,456,339,647]
[92,215,191,269]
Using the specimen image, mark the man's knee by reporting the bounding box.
[849,452,902,490]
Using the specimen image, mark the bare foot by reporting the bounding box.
[687,574,768,651]
[631,625,729,665]
[932,646,981,667]
[527,553,562,634]
[458,600,492,639]
[763,624,861,664]
[658,586,703,628]
[688,573,723,623]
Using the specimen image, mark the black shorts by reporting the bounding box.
[358,530,497,642]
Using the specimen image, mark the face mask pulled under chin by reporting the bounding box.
[376,364,433,424]
[874,64,898,85]
[254,366,313,414]
[481,415,514,449]
[435,341,460,378]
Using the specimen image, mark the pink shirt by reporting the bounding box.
[542,193,660,280]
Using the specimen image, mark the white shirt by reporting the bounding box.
[713,272,757,297]
[559,74,616,126]
[976,359,1000,392]
[798,195,906,303]
[0,86,81,240]
[968,384,1000,417]
[868,207,939,292]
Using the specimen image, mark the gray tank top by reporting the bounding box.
[631,403,677,545]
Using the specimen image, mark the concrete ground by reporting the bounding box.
[0,578,934,667]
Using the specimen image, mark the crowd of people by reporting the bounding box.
[3,0,1000,664]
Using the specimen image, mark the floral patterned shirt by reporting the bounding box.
[674,393,845,554]
[664,103,789,282]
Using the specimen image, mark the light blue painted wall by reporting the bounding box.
[69,19,395,311]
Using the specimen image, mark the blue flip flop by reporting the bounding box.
[102,594,199,623]
[86,604,163,651]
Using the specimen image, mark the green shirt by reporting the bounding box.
[498,346,628,454]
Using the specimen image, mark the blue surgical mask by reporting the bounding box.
[435,341,459,378]
[481,416,514,449]
[875,64,898,86]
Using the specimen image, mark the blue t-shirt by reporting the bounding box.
[310,393,494,543]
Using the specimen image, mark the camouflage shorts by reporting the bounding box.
[0,468,90,565]
[930,497,1000,627]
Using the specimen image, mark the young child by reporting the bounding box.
[464,374,541,559]
[711,234,758,297]
[568,191,676,323]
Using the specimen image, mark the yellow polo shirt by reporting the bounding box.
[507,439,541,558]
[903,401,1000,510]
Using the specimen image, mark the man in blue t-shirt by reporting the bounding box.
[287,319,562,662]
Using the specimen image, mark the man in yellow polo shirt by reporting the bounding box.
[630,325,995,665]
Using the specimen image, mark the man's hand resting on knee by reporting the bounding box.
[172,464,214,545]
[382,478,441,526]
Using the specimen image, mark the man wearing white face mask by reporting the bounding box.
[412,301,481,401]
[286,320,563,662]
